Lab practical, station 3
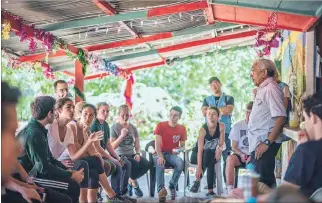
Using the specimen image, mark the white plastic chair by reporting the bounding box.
[310,187,322,202]
[183,144,225,196]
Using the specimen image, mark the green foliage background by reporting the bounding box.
[2,47,256,145]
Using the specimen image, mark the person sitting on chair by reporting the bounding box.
[110,104,151,198]
[190,106,225,196]
[225,101,253,194]
[153,106,187,202]
[90,102,127,199]
[68,103,135,203]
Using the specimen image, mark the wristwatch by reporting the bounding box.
[263,139,271,146]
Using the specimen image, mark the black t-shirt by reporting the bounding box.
[284,139,322,197]
[202,95,234,107]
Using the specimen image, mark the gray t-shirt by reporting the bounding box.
[111,123,138,156]
[229,120,250,155]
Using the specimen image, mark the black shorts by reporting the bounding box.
[232,153,249,168]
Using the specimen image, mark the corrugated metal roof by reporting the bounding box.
[1,0,266,72]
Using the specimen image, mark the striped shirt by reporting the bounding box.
[248,77,286,152]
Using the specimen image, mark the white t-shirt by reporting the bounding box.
[47,121,74,160]
[229,120,250,155]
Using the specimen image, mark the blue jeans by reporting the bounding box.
[109,158,131,195]
[153,152,184,192]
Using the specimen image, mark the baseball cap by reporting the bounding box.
[208,77,221,84]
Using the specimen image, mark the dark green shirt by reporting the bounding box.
[17,119,71,179]
[90,119,110,149]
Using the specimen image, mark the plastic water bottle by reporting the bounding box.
[243,163,260,203]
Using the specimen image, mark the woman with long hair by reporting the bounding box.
[68,103,135,203]
[91,102,131,198]
[189,106,225,196]
[49,98,126,202]
[110,104,151,197]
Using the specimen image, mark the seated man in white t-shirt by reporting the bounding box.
[225,101,253,193]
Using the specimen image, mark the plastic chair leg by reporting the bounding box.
[215,162,223,196]
[150,167,156,197]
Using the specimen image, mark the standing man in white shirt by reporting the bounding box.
[226,101,253,193]
[248,59,286,188]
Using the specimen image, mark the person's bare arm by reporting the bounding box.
[15,160,29,182]
[215,123,225,161]
[110,137,122,149]
[197,128,206,169]
[106,140,120,160]
[231,140,243,156]
[283,86,291,109]
[93,141,112,159]
[135,136,141,154]
[155,134,163,158]
[201,106,208,117]
[218,123,225,148]
[110,128,127,149]
[67,124,102,160]
[4,177,42,202]
[219,105,234,115]
[268,116,285,142]
[283,97,289,110]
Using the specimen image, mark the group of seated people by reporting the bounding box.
[1,80,191,203]
[1,58,322,203]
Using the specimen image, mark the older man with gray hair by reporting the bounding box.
[248,59,286,188]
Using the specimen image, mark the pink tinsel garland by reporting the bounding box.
[254,13,281,57]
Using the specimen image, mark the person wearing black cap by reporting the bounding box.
[201,77,235,184]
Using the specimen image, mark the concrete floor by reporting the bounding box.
[101,171,222,203]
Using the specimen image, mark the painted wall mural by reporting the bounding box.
[271,30,306,124]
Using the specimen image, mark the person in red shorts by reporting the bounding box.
[153,106,187,202]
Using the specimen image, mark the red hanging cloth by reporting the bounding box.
[124,73,134,109]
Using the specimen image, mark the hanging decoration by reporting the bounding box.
[67,78,75,85]
[74,86,86,101]
[124,74,135,109]
[1,19,11,39]
[2,11,89,77]
[88,53,131,79]
[40,61,55,79]
[29,38,38,52]
[254,12,281,57]
[2,51,56,79]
